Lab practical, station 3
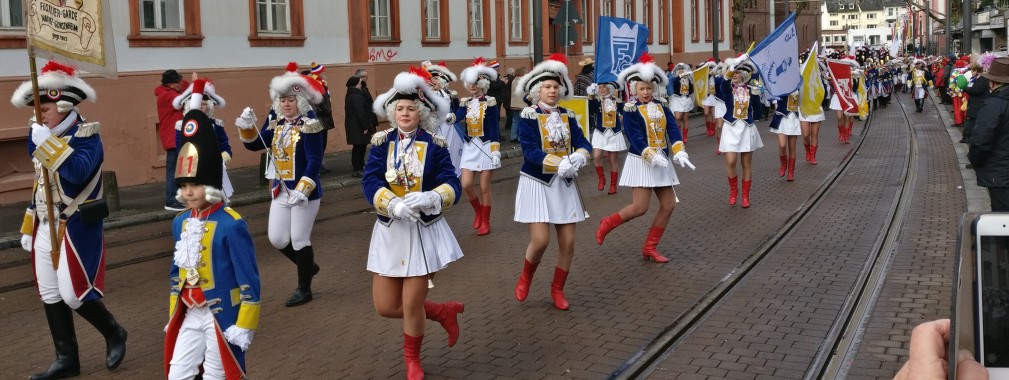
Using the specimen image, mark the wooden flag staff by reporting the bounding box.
[26,44,61,270]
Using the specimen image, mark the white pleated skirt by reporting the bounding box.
[798,110,826,122]
[772,113,802,136]
[719,119,764,153]
[591,129,628,152]
[367,218,463,277]
[669,95,695,112]
[702,94,719,107]
[460,139,500,171]
[513,174,586,224]
[829,95,842,110]
[438,123,465,176]
[709,98,727,118]
[619,154,679,188]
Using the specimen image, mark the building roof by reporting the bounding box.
[825,0,904,14]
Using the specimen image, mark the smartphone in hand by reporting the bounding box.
[975,213,1009,377]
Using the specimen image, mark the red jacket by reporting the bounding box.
[154,81,188,150]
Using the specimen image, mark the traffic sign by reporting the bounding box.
[552,0,582,25]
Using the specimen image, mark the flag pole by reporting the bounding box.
[26,44,61,270]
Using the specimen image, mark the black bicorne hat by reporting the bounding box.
[174,109,223,190]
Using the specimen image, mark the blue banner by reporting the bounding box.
[594,16,649,84]
[748,13,800,97]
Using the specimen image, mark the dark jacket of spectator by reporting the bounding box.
[965,75,990,119]
[969,83,1009,187]
[345,79,375,146]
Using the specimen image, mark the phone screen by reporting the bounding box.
[978,234,1009,367]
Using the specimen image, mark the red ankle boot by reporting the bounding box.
[706,121,716,136]
[728,176,738,205]
[514,259,539,301]
[596,213,625,245]
[716,137,722,155]
[551,267,570,310]
[424,300,464,347]
[786,157,795,182]
[741,180,752,208]
[469,199,482,230]
[608,171,618,194]
[809,145,818,165]
[804,143,811,163]
[778,155,787,177]
[595,166,606,191]
[477,206,491,235]
[403,333,425,380]
[641,227,670,263]
[838,125,845,143]
[682,126,688,143]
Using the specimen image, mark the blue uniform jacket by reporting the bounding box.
[363,128,461,226]
[716,76,756,124]
[588,96,623,134]
[516,105,592,185]
[452,95,501,147]
[240,110,323,200]
[168,203,261,373]
[24,113,105,302]
[621,99,685,161]
[669,76,694,98]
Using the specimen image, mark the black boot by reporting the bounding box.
[31,302,80,380]
[74,300,128,370]
[286,245,316,307]
[280,243,319,275]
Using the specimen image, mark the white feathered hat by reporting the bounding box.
[373,66,450,125]
[514,53,573,99]
[269,62,325,105]
[617,52,668,96]
[11,61,96,112]
[172,80,226,111]
[422,60,458,84]
[459,57,499,86]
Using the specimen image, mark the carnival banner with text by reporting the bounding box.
[748,13,800,97]
[27,0,117,78]
[595,16,649,84]
[826,59,858,114]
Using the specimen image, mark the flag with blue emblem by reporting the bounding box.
[748,13,799,97]
[595,16,649,84]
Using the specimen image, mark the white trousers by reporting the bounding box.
[168,305,225,380]
[33,218,83,309]
[268,189,321,250]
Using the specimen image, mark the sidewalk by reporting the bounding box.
[930,94,990,212]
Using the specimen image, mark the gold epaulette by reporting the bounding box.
[300,118,324,133]
[486,96,497,107]
[370,128,394,146]
[74,122,100,138]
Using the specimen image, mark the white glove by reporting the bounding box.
[586,83,598,96]
[491,152,501,167]
[558,157,578,178]
[445,113,456,124]
[21,234,32,252]
[650,154,670,168]
[235,107,257,130]
[31,123,51,146]
[389,197,420,222]
[568,152,588,169]
[672,151,696,170]
[403,191,442,214]
[287,190,308,207]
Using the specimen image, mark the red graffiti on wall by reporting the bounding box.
[369,48,398,62]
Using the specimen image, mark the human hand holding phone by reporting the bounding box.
[894,319,987,380]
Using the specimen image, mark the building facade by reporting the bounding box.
[0,0,733,205]
[821,0,910,51]
[736,0,821,53]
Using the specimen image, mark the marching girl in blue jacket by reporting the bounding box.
[769,91,802,182]
[364,67,466,379]
[511,53,592,311]
[586,81,627,194]
[716,55,764,208]
[166,80,261,380]
[451,58,501,236]
[236,62,324,307]
[595,52,696,264]
[668,62,695,143]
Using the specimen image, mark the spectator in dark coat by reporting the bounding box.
[963,63,989,144]
[969,58,1009,211]
[345,75,376,177]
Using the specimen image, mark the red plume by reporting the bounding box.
[472,57,486,66]
[438,61,447,66]
[41,61,76,76]
[286,61,299,73]
[638,52,654,64]
[409,65,433,81]
[547,53,568,65]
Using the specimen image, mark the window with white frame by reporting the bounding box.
[602,0,613,16]
[867,24,875,28]
[888,8,894,16]
[848,3,854,9]
[581,0,589,41]
[841,35,846,41]
[867,13,875,19]
[140,0,183,31]
[424,0,440,39]
[1,0,24,28]
[830,20,838,26]
[657,0,666,41]
[370,0,391,40]
[469,0,485,40]
[624,0,633,19]
[510,0,522,40]
[642,0,649,27]
[849,14,857,19]
[257,0,289,34]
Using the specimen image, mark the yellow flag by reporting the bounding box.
[692,65,709,107]
[799,44,825,116]
[558,96,590,137]
[857,76,869,118]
